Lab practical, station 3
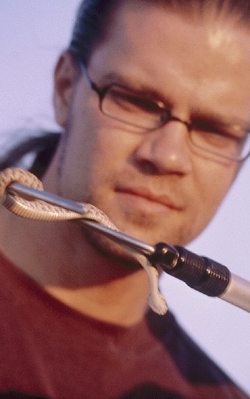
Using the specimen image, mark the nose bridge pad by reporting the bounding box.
[169,114,191,132]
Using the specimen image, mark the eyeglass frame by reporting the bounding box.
[79,62,250,162]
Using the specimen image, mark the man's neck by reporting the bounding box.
[46,271,149,326]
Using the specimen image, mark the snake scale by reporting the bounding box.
[0,167,168,315]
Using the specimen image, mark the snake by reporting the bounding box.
[0,167,168,315]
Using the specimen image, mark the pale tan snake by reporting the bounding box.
[0,167,168,315]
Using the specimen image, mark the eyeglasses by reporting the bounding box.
[80,63,250,162]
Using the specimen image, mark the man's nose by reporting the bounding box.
[134,120,193,175]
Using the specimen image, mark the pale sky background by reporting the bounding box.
[0,1,250,394]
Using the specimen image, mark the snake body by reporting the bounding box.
[0,168,167,315]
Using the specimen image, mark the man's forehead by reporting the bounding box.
[107,0,250,30]
[94,0,250,57]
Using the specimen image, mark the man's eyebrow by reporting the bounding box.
[190,108,250,131]
[101,71,174,105]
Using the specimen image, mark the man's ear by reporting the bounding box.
[53,51,80,128]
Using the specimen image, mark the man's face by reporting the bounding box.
[52,3,250,247]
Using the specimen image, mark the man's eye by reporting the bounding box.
[108,87,163,114]
[193,120,244,140]
[191,119,247,154]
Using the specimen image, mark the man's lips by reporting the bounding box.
[115,186,183,211]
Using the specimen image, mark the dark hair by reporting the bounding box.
[68,0,250,65]
[68,0,121,65]
[0,130,60,177]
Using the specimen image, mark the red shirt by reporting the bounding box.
[0,251,248,399]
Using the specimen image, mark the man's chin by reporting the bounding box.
[81,225,143,272]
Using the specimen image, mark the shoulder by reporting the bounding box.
[146,310,245,391]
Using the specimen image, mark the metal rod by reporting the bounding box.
[220,274,250,313]
[80,220,154,256]
[7,182,250,313]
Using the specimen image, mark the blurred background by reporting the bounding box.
[0,1,249,394]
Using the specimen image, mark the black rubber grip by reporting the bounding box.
[151,243,230,297]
